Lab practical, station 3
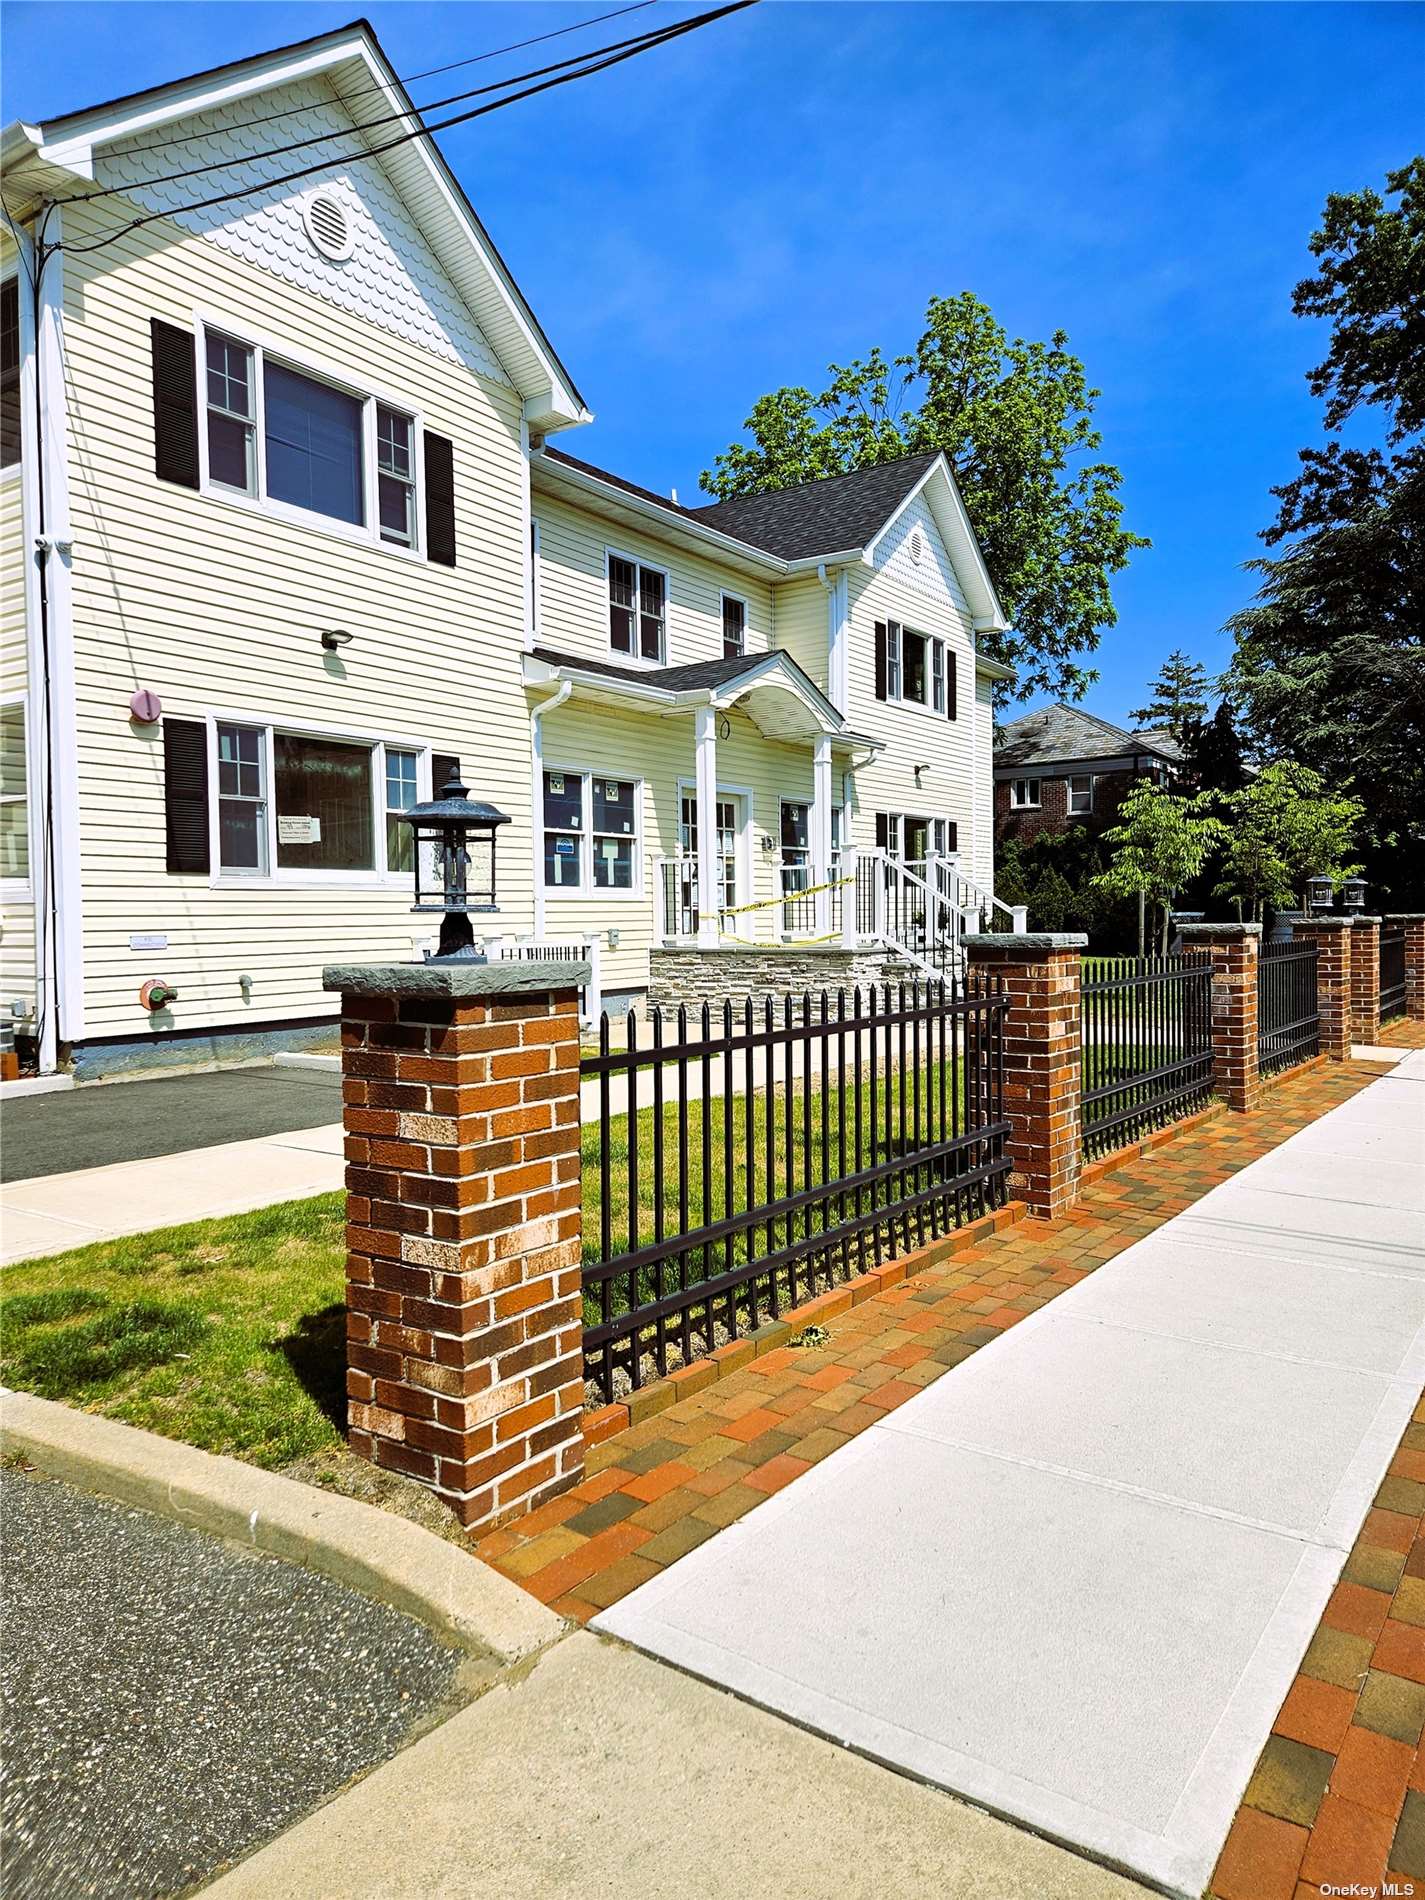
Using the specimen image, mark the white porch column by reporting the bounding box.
[695,705,719,948]
[812,735,833,937]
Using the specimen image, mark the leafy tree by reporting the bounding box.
[1028,865,1076,933]
[1181,703,1248,798]
[1225,158,1425,906]
[701,293,1148,701]
[1215,762,1363,919]
[1130,650,1211,740]
[1092,783,1225,954]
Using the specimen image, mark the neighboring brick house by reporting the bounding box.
[993,705,1183,844]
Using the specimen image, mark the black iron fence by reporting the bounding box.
[1381,922,1407,1023]
[580,980,1011,1405]
[1258,938,1321,1077]
[1081,954,1215,1158]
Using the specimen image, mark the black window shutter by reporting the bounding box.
[946,648,958,721]
[424,433,457,566]
[947,822,959,853]
[151,319,199,490]
[875,812,890,851]
[874,622,887,702]
[164,718,209,873]
[432,752,460,794]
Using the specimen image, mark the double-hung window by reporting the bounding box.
[608,554,666,662]
[542,769,640,893]
[1010,778,1041,810]
[888,624,947,711]
[201,325,419,550]
[214,721,423,879]
[1068,775,1094,816]
[722,595,746,658]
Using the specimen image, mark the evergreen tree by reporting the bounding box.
[1130,650,1211,740]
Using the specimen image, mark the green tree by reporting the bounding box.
[1092,783,1225,954]
[1215,762,1363,920]
[1130,650,1211,741]
[1181,703,1248,798]
[1225,158,1425,906]
[702,293,1148,702]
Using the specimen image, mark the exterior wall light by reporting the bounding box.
[1342,876,1367,912]
[402,768,510,961]
[321,629,354,651]
[1306,874,1335,913]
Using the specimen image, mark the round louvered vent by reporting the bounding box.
[303,191,354,262]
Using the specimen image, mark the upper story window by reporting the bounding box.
[2,278,21,470]
[722,594,746,658]
[1010,778,1041,810]
[1068,775,1095,816]
[890,624,947,712]
[201,325,419,550]
[608,553,666,662]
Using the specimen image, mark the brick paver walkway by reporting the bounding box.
[477,1052,1391,1622]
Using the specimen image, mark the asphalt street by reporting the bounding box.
[0,1466,461,1899]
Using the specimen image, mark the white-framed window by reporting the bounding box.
[542,767,642,895]
[1068,775,1095,816]
[211,717,428,884]
[884,621,947,711]
[722,593,746,658]
[0,696,30,888]
[607,551,667,663]
[197,318,422,554]
[1010,778,1041,809]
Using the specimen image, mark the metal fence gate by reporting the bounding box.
[1081,954,1215,1159]
[1258,937,1321,1078]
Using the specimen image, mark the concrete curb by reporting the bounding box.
[0,1390,565,1666]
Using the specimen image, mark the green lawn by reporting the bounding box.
[0,1054,986,1463]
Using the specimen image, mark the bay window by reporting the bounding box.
[201,323,419,550]
[608,553,666,662]
[543,767,641,893]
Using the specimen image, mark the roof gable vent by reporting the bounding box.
[303,190,355,263]
[909,527,925,565]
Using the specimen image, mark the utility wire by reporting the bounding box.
[55,1,756,259]
[106,2,659,160]
[60,7,689,205]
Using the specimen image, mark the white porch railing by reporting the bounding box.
[490,934,602,1028]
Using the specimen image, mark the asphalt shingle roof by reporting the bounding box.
[689,453,942,560]
[530,645,826,700]
[995,704,1184,770]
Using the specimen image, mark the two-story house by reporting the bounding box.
[1,21,1015,1079]
[994,705,1183,845]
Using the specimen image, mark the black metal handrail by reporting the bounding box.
[1081,953,1215,1158]
[580,980,1010,1404]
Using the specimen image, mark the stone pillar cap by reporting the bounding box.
[1292,916,1354,932]
[323,959,590,998]
[1384,912,1425,921]
[1349,915,1384,925]
[963,933,1088,952]
[1179,922,1262,939]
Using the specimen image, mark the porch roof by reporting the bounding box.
[524,645,882,752]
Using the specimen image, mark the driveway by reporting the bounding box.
[597,1051,1425,1898]
[0,1466,462,1899]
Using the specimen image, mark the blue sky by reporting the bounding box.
[4,1,1421,724]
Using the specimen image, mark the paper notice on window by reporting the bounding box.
[601,840,621,860]
[278,815,321,844]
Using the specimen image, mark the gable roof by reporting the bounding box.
[689,453,942,560]
[995,704,1184,771]
[1,18,588,428]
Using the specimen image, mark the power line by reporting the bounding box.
[106,2,659,160]
[62,7,687,206]
[55,1,756,259]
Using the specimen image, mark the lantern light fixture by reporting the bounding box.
[1306,874,1335,913]
[401,768,510,960]
[1342,876,1367,913]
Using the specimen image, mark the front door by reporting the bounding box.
[679,791,744,929]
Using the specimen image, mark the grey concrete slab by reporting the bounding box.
[1171,1185,1425,1271]
[1236,1151,1424,1213]
[875,1309,1412,1544]
[1284,1114,1425,1168]
[597,1433,1339,1899]
[1061,1235,1425,1380]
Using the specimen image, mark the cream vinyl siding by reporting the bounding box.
[534,495,773,669]
[843,504,978,859]
[769,575,829,694]
[1,466,36,1016]
[539,698,819,993]
[973,671,996,888]
[60,189,534,1037]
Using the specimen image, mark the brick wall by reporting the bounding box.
[1181,923,1260,1112]
[325,962,587,1534]
[993,767,1141,846]
[1395,915,1425,1020]
[1349,917,1381,1048]
[1293,919,1353,1061]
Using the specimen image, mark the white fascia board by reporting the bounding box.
[975,652,1018,683]
[784,548,871,574]
[530,454,786,578]
[864,456,1009,632]
[708,652,844,733]
[521,653,680,711]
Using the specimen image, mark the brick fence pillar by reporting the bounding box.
[1180,923,1261,1113]
[963,933,1086,1219]
[322,959,587,1536]
[1293,918,1353,1060]
[1389,914,1425,1020]
[1348,917,1382,1048]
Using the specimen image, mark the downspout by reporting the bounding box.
[529,680,571,938]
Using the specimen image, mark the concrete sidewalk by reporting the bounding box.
[597,1048,1425,1898]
